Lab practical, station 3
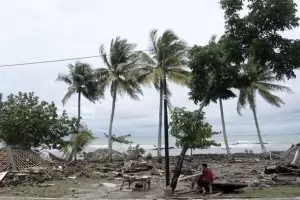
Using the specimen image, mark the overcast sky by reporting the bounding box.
[0,0,300,138]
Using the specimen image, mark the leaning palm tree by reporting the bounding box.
[141,29,190,160]
[57,62,102,126]
[95,37,146,159]
[237,58,292,154]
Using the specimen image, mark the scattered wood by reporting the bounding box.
[123,160,153,173]
[0,172,8,182]
[48,152,66,163]
[266,143,300,176]
[119,175,151,191]
[178,173,201,181]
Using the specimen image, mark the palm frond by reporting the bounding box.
[149,29,159,55]
[236,56,291,114]
[256,84,284,107]
[62,87,76,105]
[99,45,113,70]
[256,82,292,94]
[56,74,72,85]
[167,67,190,86]
[237,88,248,115]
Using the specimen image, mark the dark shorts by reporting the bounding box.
[197,179,210,192]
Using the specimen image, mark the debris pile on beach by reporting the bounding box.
[84,148,124,162]
[265,143,300,175]
[1,147,300,199]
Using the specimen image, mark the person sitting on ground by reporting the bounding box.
[197,163,213,194]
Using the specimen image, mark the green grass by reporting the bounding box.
[241,186,300,198]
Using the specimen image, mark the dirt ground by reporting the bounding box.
[0,153,300,199]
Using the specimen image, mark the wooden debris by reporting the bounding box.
[123,160,153,173]
[0,172,8,182]
[266,143,300,175]
[178,173,201,181]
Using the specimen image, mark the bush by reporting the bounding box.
[0,92,77,148]
[145,153,153,160]
[124,144,145,160]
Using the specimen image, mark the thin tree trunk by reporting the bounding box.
[171,147,188,193]
[157,80,163,162]
[108,88,117,160]
[219,98,231,157]
[77,91,81,128]
[251,108,268,154]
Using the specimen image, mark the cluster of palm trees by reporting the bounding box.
[57,29,291,160]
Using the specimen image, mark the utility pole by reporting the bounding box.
[163,50,170,187]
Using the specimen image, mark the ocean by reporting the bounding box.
[1,133,299,157]
[83,133,300,156]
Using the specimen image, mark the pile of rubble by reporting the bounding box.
[84,148,124,162]
[265,143,300,175]
[0,147,155,188]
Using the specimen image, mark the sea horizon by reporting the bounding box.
[1,133,299,157]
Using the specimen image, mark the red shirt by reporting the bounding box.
[200,168,213,183]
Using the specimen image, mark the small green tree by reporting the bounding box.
[62,126,95,161]
[0,92,77,148]
[169,107,218,193]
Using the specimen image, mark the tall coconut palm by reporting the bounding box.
[237,59,292,154]
[141,29,189,161]
[57,61,102,126]
[95,37,146,159]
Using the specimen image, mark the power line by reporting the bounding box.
[0,49,150,68]
[0,55,100,68]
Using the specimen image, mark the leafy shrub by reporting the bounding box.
[145,153,153,160]
[124,144,145,160]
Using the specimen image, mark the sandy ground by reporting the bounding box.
[0,153,299,199]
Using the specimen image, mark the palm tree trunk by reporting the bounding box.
[77,91,81,128]
[251,107,268,154]
[108,88,117,160]
[219,98,231,157]
[157,81,163,162]
[171,147,188,193]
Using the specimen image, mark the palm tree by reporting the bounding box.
[95,37,146,159]
[141,29,189,160]
[62,127,95,161]
[237,58,292,154]
[57,62,102,126]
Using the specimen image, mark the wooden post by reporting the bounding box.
[6,145,17,171]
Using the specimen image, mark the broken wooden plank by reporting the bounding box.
[178,173,201,181]
[0,172,8,182]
